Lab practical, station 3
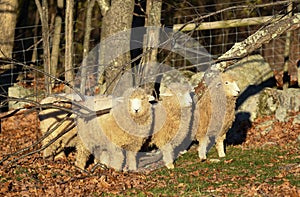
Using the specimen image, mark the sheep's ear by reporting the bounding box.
[216,82,222,88]
[115,97,124,103]
[148,95,156,102]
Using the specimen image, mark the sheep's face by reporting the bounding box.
[160,84,193,107]
[130,98,143,114]
[128,89,151,118]
[223,79,240,97]
[161,91,192,107]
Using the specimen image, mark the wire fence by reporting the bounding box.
[1,0,299,111]
[168,0,300,69]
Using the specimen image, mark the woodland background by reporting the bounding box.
[0,0,299,196]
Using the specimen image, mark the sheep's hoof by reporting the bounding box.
[166,163,175,169]
[198,156,207,162]
[218,152,226,158]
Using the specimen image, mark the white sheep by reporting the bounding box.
[77,87,154,171]
[77,84,195,171]
[147,83,194,169]
[39,94,91,169]
[194,71,240,161]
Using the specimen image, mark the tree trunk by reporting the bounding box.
[0,0,18,73]
[140,0,162,95]
[50,15,62,85]
[65,0,74,93]
[80,0,96,95]
[35,0,51,94]
[100,0,135,94]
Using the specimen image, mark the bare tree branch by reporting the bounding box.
[215,14,300,71]
[96,0,110,16]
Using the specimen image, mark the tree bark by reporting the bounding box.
[100,0,135,94]
[65,0,74,93]
[50,15,62,85]
[0,0,18,73]
[80,0,96,95]
[140,0,162,94]
[35,0,51,94]
[141,0,162,67]
[215,14,300,71]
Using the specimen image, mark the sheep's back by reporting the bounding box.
[97,113,146,152]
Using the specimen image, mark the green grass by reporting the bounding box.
[122,144,300,196]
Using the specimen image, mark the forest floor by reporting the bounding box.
[0,109,299,196]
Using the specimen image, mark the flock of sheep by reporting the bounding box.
[39,70,240,171]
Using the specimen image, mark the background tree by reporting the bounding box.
[64,0,74,93]
[50,0,63,90]
[0,0,18,73]
[99,0,135,94]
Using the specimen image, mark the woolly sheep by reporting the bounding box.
[148,83,194,169]
[39,94,91,169]
[77,87,155,171]
[79,84,195,170]
[194,72,240,161]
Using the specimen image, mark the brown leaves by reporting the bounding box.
[0,181,12,193]
[0,109,299,195]
[243,112,300,148]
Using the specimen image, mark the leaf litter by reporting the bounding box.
[0,109,299,196]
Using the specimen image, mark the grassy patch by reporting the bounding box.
[123,144,299,196]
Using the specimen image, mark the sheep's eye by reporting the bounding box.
[225,81,229,85]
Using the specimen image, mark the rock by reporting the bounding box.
[8,84,44,110]
[257,88,300,122]
[255,120,273,135]
[237,94,260,122]
[257,88,279,116]
[226,54,273,92]
[226,55,274,121]
[292,115,300,125]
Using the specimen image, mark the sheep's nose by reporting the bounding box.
[134,109,139,113]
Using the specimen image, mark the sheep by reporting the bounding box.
[39,94,91,169]
[78,84,195,171]
[193,71,240,161]
[144,83,194,169]
[77,87,154,171]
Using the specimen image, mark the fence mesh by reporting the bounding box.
[0,0,299,112]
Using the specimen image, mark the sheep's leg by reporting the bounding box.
[100,150,110,167]
[161,144,175,169]
[75,144,91,169]
[109,148,124,171]
[197,135,209,161]
[216,134,226,158]
[126,151,137,171]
